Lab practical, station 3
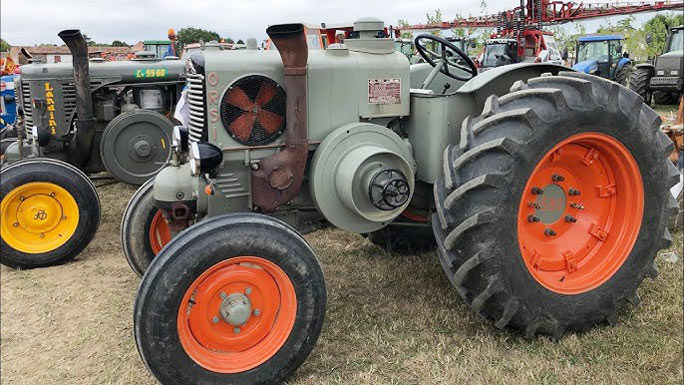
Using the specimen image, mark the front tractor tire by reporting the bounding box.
[433,72,679,339]
[614,63,632,86]
[1,158,101,268]
[135,213,326,385]
[652,91,677,106]
[121,178,173,276]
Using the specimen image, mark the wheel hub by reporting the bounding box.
[219,292,252,326]
[128,135,156,161]
[517,133,644,294]
[1,182,79,254]
[177,256,297,374]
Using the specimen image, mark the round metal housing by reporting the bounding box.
[309,122,415,233]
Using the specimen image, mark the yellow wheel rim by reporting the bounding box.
[1,182,79,254]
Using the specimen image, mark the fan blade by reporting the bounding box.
[254,81,277,107]
[229,113,257,141]
[258,109,285,134]
[225,87,252,111]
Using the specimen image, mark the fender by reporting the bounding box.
[635,62,656,72]
[457,63,572,101]
[571,60,598,74]
[617,58,631,71]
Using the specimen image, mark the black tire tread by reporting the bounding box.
[433,71,678,338]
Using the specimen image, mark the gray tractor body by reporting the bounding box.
[4,45,186,184]
[155,19,566,233]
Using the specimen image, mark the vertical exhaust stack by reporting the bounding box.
[251,23,309,212]
[58,29,95,166]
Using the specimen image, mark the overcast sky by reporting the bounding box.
[0,0,674,46]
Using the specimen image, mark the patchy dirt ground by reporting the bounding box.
[1,179,682,385]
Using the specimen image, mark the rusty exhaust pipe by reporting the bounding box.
[58,29,95,166]
[251,24,309,212]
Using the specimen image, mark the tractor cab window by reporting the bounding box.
[666,29,683,53]
[577,41,609,63]
[543,35,563,61]
[608,41,621,63]
[482,42,516,68]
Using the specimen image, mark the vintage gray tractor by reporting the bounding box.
[0,30,184,269]
[124,18,678,385]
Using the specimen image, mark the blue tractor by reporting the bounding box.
[572,35,633,85]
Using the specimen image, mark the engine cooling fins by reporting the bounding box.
[220,75,286,145]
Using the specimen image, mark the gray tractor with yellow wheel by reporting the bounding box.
[1,29,184,269]
[123,18,679,385]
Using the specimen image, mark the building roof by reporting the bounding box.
[578,35,623,42]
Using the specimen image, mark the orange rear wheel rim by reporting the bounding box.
[149,210,171,255]
[517,133,644,294]
[177,256,297,373]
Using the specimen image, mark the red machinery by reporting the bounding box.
[404,0,683,66]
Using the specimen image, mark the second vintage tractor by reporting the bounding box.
[123,18,678,385]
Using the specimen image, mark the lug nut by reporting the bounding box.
[527,215,540,223]
[233,327,241,334]
[245,287,252,295]
[13,222,19,227]
[565,215,577,223]
[253,309,261,316]
[531,187,544,195]
[544,228,557,237]
[219,292,227,299]
[570,203,584,210]
[40,233,45,238]
[50,192,55,197]
[552,174,565,182]
[568,188,580,196]
[528,202,541,209]
[212,316,220,324]
[19,196,25,201]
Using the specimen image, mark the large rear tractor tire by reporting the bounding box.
[121,178,174,277]
[614,63,632,86]
[1,158,101,268]
[134,213,326,385]
[628,67,651,105]
[433,72,679,339]
[653,91,676,106]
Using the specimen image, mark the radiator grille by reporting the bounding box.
[20,81,33,130]
[186,73,206,143]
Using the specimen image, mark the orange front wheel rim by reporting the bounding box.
[177,256,297,373]
[149,210,171,255]
[517,133,644,294]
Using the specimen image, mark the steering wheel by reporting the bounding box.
[414,34,477,82]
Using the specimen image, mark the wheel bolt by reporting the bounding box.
[233,327,241,334]
[544,228,557,237]
[568,188,580,196]
[527,215,540,223]
[565,215,577,223]
[254,309,261,316]
[219,292,227,299]
[245,287,252,295]
[528,202,541,209]
[531,187,544,195]
[552,174,565,182]
[13,222,19,227]
[570,203,584,210]
[62,216,67,220]
[19,196,25,201]
[40,233,45,238]
[50,192,55,197]
[212,316,220,324]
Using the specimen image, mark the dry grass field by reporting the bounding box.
[1,180,682,385]
[1,102,683,385]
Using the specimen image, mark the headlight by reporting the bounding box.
[672,70,679,75]
[172,125,189,152]
[189,141,223,176]
[657,70,665,75]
